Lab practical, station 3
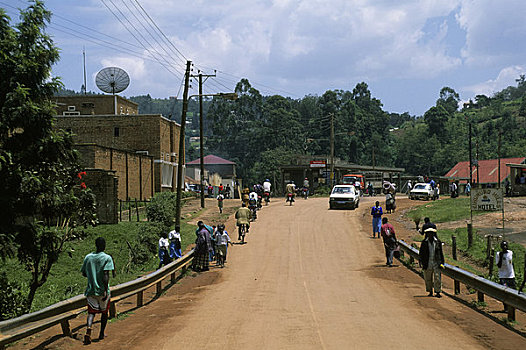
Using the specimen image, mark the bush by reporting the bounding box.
[0,272,28,320]
[146,192,177,226]
[129,221,166,266]
[314,186,332,196]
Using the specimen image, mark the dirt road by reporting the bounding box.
[20,197,526,349]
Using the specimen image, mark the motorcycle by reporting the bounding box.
[286,192,295,206]
[257,194,262,209]
[301,187,309,199]
[248,199,258,220]
[263,191,270,205]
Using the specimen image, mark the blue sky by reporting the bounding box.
[3,0,526,116]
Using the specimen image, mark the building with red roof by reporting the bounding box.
[445,157,526,184]
[186,154,237,190]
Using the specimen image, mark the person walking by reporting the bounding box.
[419,217,436,235]
[215,224,232,267]
[158,231,171,269]
[380,217,398,267]
[168,225,182,259]
[217,193,225,213]
[419,227,445,297]
[81,237,115,345]
[192,221,213,272]
[370,201,383,238]
[496,241,516,310]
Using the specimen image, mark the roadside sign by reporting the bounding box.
[310,160,326,168]
[471,188,503,211]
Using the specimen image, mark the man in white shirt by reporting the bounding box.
[263,179,271,193]
[496,241,516,310]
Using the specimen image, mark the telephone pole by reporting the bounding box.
[330,113,334,187]
[175,60,192,228]
[190,71,216,208]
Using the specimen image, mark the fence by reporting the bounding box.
[0,250,194,350]
[119,199,150,222]
[397,240,526,321]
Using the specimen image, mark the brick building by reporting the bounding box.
[53,96,183,223]
[54,95,138,115]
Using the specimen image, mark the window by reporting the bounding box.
[114,127,120,137]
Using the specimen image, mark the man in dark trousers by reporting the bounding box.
[81,237,114,344]
[419,227,445,297]
[380,217,398,267]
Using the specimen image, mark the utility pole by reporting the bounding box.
[82,47,87,95]
[330,113,334,187]
[175,60,192,229]
[190,71,216,208]
[468,115,473,224]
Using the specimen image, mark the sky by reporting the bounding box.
[3,0,526,116]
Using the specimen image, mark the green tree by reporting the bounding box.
[0,1,96,311]
[436,86,460,115]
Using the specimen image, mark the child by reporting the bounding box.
[158,231,171,269]
[168,225,182,259]
[215,224,231,267]
[217,193,225,213]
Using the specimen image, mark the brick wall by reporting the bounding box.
[84,169,118,224]
[54,95,138,115]
[76,144,155,200]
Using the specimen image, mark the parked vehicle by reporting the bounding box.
[342,174,365,189]
[329,185,360,210]
[409,183,434,200]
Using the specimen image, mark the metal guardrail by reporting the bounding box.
[0,250,194,349]
[397,240,526,318]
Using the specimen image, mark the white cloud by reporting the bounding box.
[463,66,525,96]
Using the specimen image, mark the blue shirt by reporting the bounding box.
[371,206,383,217]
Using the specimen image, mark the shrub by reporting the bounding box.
[146,192,177,226]
[0,272,28,320]
[129,221,166,266]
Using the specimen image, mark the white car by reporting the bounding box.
[329,185,360,209]
[409,183,434,200]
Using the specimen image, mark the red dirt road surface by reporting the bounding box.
[17,197,526,349]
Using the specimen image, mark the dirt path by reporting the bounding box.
[14,197,526,349]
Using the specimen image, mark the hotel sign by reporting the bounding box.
[310,160,326,168]
[471,188,503,211]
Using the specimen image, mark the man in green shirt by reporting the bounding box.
[81,237,114,345]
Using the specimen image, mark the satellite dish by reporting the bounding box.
[95,67,130,94]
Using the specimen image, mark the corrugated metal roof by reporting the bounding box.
[444,157,525,183]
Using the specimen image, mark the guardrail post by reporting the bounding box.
[137,291,143,307]
[60,319,71,336]
[109,301,117,319]
[467,223,473,249]
[454,279,460,295]
[489,249,495,277]
[156,281,162,295]
[477,291,484,303]
[135,199,139,222]
[507,307,516,321]
[171,272,176,283]
[452,236,457,260]
[486,235,492,261]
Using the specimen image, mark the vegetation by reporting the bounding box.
[0,1,97,314]
[405,197,484,223]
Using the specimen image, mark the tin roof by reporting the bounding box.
[444,157,526,183]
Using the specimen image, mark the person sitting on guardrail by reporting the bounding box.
[370,201,383,238]
[496,241,516,310]
[419,228,445,298]
[81,237,115,345]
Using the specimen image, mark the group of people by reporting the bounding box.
[158,225,183,269]
[192,221,232,271]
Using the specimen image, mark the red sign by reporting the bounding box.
[310,160,326,168]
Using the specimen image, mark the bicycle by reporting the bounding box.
[238,223,248,244]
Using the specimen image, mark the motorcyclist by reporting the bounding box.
[235,203,251,239]
[286,181,296,202]
[248,190,258,214]
[263,179,272,202]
